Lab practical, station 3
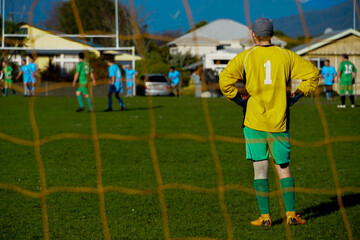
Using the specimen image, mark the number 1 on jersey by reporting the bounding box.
[264,60,272,85]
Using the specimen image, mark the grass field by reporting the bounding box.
[0,95,359,240]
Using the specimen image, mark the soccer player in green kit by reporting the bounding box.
[72,52,96,112]
[337,54,357,108]
[2,60,15,96]
[220,18,319,226]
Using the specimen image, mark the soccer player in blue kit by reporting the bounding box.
[168,66,181,96]
[124,64,137,96]
[321,60,336,101]
[16,59,31,96]
[105,57,125,111]
[28,56,37,96]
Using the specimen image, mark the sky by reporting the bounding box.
[3,0,350,33]
[130,0,348,33]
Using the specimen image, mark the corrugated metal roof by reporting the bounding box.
[291,28,360,55]
[183,61,202,70]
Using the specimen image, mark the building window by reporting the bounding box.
[170,48,178,54]
[19,28,28,35]
[310,58,328,71]
[64,62,76,74]
[64,55,78,59]
[213,60,229,65]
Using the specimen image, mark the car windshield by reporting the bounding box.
[148,76,168,83]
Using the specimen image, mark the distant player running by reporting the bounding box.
[337,54,357,108]
[124,64,137,96]
[2,60,15,96]
[220,17,319,226]
[168,66,181,97]
[16,59,32,96]
[72,52,96,112]
[105,57,125,111]
[28,56,38,96]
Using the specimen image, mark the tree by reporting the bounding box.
[186,20,208,33]
[135,44,197,86]
[0,16,26,60]
[274,30,313,49]
[135,50,170,77]
[44,0,148,48]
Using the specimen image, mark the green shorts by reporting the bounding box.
[4,80,12,87]
[243,126,290,165]
[339,85,353,95]
[77,82,88,95]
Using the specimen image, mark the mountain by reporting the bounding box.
[145,0,349,34]
[273,0,360,37]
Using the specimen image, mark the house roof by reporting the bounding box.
[169,19,249,45]
[19,23,103,50]
[291,28,360,56]
[168,18,286,46]
[183,61,202,70]
[17,23,141,60]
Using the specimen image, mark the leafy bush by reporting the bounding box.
[40,52,109,82]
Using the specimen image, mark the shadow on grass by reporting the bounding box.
[92,105,164,112]
[122,105,164,111]
[272,193,360,225]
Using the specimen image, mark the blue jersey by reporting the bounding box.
[109,64,122,91]
[28,63,37,80]
[168,70,181,85]
[125,68,136,79]
[109,64,122,82]
[321,65,336,85]
[21,65,31,83]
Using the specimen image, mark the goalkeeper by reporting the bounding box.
[219,17,318,226]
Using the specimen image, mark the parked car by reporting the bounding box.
[139,74,170,96]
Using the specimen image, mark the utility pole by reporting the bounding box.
[354,0,356,29]
[2,0,5,48]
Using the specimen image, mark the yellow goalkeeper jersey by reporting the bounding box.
[219,45,319,132]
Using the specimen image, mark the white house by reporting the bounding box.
[168,19,287,57]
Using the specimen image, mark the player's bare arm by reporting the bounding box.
[336,71,342,83]
[16,71,22,80]
[73,72,79,88]
[90,72,96,86]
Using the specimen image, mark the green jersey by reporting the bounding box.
[3,66,13,82]
[338,60,357,85]
[76,61,92,83]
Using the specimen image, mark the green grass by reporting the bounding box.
[0,95,359,240]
